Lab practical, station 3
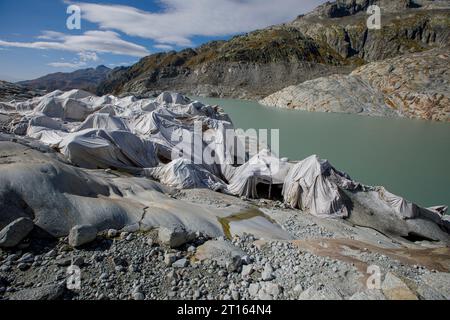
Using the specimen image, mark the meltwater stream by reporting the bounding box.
[194,97,450,208]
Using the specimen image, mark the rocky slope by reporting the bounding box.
[97,0,450,100]
[0,81,43,102]
[97,29,351,99]
[19,66,111,94]
[1,187,449,301]
[292,0,450,62]
[260,48,450,121]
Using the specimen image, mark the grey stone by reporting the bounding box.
[17,263,30,271]
[226,255,243,273]
[107,229,118,238]
[0,218,34,248]
[420,272,450,300]
[261,263,274,281]
[132,292,145,300]
[173,258,189,268]
[196,240,246,272]
[381,272,417,300]
[68,225,97,247]
[72,257,85,267]
[231,290,240,300]
[10,283,65,300]
[241,264,254,277]
[260,282,282,299]
[158,226,194,248]
[293,284,304,293]
[299,284,343,300]
[18,253,34,264]
[248,283,260,297]
[164,253,177,266]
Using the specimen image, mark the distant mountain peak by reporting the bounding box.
[19,65,112,94]
[96,65,111,71]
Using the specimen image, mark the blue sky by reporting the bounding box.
[0,0,324,81]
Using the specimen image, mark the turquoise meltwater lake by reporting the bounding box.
[194,97,450,208]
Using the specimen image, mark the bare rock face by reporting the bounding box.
[419,272,450,299]
[294,1,450,62]
[0,80,43,102]
[261,48,450,122]
[0,217,34,248]
[303,0,416,19]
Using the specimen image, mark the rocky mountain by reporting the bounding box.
[292,0,450,62]
[0,80,43,102]
[260,48,450,121]
[97,29,352,99]
[19,65,111,94]
[97,0,450,100]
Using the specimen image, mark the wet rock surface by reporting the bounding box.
[261,48,450,122]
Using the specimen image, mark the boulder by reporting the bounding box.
[195,240,247,271]
[164,253,177,266]
[173,258,189,268]
[10,283,65,300]
[68,225,97,248]
[261,263,275,281]
[248,282,282,300]
[158,226,195,248]
[259,282,282,300]
[0,217,34,248]
[381,272,418,300]
[299,284,343,300]
[241,264,254,277]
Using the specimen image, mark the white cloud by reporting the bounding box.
[48,61,84,68]
[73,0,324,46]
[154,44,174,51]
[0,30,149,57]
[78,51,99,62]
[48,51,99,69]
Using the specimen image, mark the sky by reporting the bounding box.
[0,0,325,82]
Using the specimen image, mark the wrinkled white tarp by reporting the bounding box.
[5,90,448,229]
[227,150,292,198]
[145,158,226,190]
[59,129,159,170]
[76,113,130,132]
[282,155,350,218]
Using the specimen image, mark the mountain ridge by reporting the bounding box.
[19,65,112,94]
[95,0,450,100]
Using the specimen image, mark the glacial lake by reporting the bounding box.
[194,97,450,208]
